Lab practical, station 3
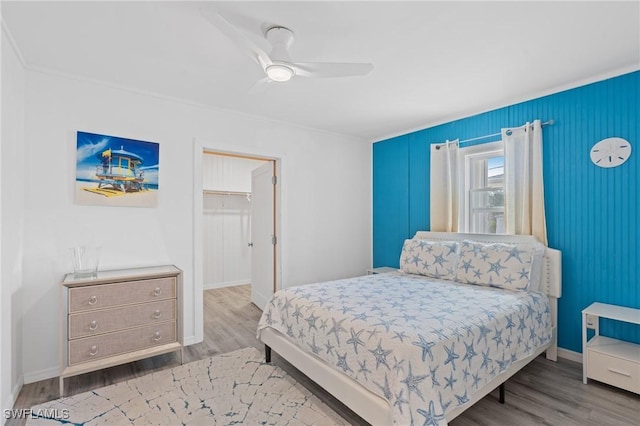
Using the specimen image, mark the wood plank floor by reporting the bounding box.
[10,285,639,425]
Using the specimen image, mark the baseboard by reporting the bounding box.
[557,347,582,364]
[22,332,200,385]
[183,335,199,346]
[23,366,59,385]
[2,376,24,424]
[251,290,270,311]
[203,280,249,291]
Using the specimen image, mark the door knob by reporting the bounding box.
[248,242,254,247]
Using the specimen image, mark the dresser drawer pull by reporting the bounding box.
[153,310,162,319]
[153,287,162,297]
[607,368,632,377]
[153,331,161,341]
[88,296,98,305]
[89,320,98,331]
[89,345,99,356]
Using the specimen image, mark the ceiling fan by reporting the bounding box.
[201,9,374,86]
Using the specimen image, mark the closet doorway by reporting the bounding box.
[202,152,276,310]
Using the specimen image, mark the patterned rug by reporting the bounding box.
[28,347,347,425]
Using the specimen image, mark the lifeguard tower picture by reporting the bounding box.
[75,131,159,207]
[94,146,146,193]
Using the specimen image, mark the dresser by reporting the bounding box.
[59,265,183,396]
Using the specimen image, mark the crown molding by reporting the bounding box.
[1,18,27,67]
[21,62,367,144]
[372,64,640,143]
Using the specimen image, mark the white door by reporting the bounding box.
[250,161,275,310]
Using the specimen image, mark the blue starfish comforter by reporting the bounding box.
[257,272,552,425]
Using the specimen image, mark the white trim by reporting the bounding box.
[251,291,272,315]
[2,378,24,424]
[192,141,205,344]
[372,64,640,143]
[1,19,27,67]
[193,139,284,343]
[19,62,367,144]
[183,336,198,346]
[458,141,504,233]
[23,366,59,385]
[195,141,284,163]
[203,280,249,291]
[1,19,27,419]
[557,347,583,364]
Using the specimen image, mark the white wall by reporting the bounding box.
[20,70,372,382]
[1,25,26,415]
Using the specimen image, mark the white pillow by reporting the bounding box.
[399,239,459,280]
[454,240,544,291]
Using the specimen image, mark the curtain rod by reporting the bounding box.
[435,119,554,150]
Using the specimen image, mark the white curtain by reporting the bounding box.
[430,140,459,232]
[502,120,548,245]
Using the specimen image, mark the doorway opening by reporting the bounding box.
[200,151,277,304]
[193,141,281,345]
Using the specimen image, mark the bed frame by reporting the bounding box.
[260,232,562,425]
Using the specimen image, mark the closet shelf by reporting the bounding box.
[203,189,251,197]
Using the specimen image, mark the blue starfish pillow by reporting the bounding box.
[454,240,544,291]
[399,239,459,280]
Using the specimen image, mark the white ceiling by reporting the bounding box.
[2,1,639,141]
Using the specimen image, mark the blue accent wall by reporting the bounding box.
[373,135,409,268]
[372,71,639,353]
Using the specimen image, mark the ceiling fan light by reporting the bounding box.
[266,64,294,82]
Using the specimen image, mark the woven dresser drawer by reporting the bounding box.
[68,321,177,366]
[69,277,176,313]
[68,299,176,339]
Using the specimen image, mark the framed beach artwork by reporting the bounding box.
[75,131,159,207]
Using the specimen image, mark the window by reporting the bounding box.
[430,120,546,240]
[459,141,504,233]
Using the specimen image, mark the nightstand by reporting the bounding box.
[582,302,640,394]
[366,267,398,275]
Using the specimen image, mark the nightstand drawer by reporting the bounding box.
[69,277,176,312]
[68,321,177,366]
[68,299,176,339]
[587,350,640,393]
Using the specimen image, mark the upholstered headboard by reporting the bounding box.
[412,231,562,299]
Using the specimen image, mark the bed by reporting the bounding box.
[257,232,562,425]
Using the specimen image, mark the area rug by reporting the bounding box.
[27,347,347,425]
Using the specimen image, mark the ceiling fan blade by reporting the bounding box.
[248,77,276,94]
[200,8,272,69]
[292,62,374,78]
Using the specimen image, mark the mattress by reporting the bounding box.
[257,272,552,425]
